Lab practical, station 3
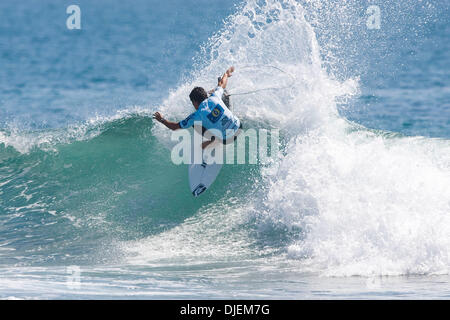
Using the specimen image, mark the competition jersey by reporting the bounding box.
[179,87,241,140]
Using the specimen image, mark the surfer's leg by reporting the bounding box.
[194,126,212,149]
[202,139,214,149]
[222,91,231,109]
[202,136,220,149]
[222,123,243,145]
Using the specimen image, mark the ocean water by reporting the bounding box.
[0,0,449,299]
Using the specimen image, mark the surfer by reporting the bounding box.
[153,66,242,149]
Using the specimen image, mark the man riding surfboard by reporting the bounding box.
[153,66,242,149]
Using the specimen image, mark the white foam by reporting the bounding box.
[264,121,450,276]
[139,0,450,277]
[0,106,153,154]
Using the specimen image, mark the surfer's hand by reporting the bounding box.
[226,66,235,77]
[219,66,235,89]
[153,112,164,123]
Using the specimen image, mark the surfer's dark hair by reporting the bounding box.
[189,87,208,104]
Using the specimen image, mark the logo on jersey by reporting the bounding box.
[221,116,233,129]
[207,104,224,123]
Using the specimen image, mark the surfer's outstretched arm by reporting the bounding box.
[153,112,180,131]
[218,66,235,89]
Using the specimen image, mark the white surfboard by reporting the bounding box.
[188,87,231,197]
[189,160,223,197]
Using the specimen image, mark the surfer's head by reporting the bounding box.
[189,87,208,109]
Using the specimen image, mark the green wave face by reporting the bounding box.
[0,114,263,266]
